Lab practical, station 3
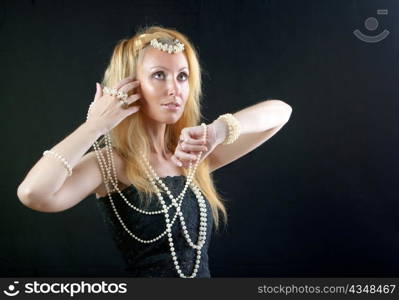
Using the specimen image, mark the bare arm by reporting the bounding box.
[170,100,292,172]
[17,122,104,208]
[207,99,292,172]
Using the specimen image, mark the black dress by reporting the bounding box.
[96,175,214,278]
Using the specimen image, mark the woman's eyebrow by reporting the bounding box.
[150,66,188,71]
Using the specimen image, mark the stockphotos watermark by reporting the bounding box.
[2,280,127,297]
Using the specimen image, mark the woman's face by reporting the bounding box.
[136,46,190,124]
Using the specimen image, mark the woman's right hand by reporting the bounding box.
[86,76,142,134]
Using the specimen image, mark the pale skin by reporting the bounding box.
[95,46,293,197]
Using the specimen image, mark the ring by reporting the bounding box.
[103,86,119,96]
[103,86,128,100]
[119,98,129,109]
[117,90,128,101]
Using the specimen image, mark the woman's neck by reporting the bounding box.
[143,117,168,160]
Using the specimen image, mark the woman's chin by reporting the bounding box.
[162,112,183,124]
[164,116,181,124]
[143,110,183,124]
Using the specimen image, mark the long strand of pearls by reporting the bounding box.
[138,123,208,278]
[87,102,208,277]
[140,147,207,250]
[92,134,184,243]
[143,173,205,278]
[140,151,194,208]
[87,111,184,242]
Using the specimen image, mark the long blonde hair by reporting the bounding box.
[98,25,228,231]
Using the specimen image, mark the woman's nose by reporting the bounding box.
[167,77,180,96]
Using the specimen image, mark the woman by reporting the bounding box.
[17,26,293,278]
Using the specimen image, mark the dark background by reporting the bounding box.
[2,0,399,277]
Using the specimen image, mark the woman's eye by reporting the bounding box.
[178,72,188,81]
[153,71,165,79]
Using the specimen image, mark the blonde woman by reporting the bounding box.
[17,26,293,278]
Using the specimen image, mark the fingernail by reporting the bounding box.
[178,162,182,167]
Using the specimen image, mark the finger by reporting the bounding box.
[188,125,208,139]
[180,135,206,145]
[125,93,141,106]
[119,81,140,93]
[94,82,102,101]
[123,104,140,116]
[176,148,198,162]
[114,76,136,90]
[171,154,183,167]
[120,103,141,116]
[190,150,203,156]
[174,155,190,169]
[181,142,207,152]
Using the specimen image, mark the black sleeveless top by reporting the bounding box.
[96,175,214,278]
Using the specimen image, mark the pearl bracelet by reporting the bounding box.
[216,113,241,145]
[43,150,73,177]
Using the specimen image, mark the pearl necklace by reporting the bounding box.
[91,123,208,278]
[140,150,208,278]
[139,151,207,249]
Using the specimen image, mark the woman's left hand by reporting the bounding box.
[171,123,219,168]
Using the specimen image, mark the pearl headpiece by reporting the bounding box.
[150,38,185,54]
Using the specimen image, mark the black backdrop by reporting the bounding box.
[2,0,399,277]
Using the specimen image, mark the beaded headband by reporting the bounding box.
[150,38,185,54]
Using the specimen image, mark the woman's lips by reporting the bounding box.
[161,103,180,111]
